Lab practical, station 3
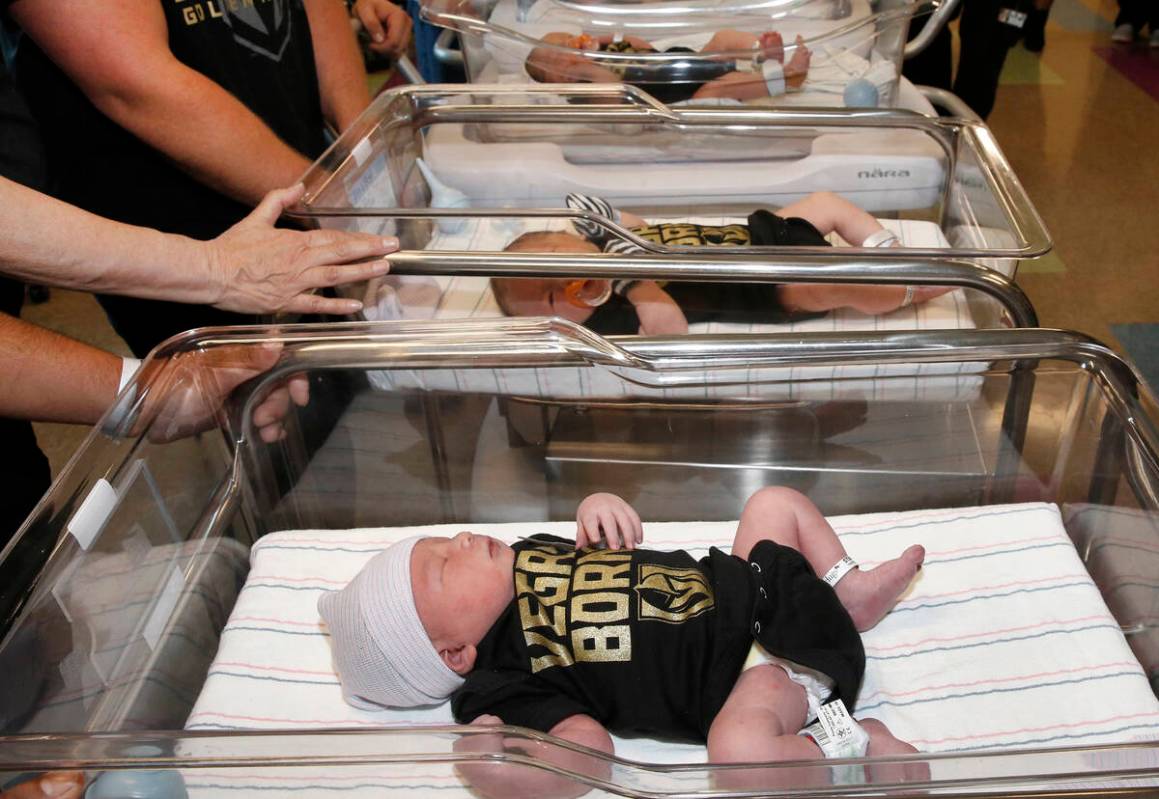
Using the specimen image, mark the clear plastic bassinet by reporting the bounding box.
[419,0,953,112]
[3,322,1159,797]
[288,85,1045,335]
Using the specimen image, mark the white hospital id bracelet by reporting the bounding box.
[799,700,870,757]
[862,229,900,248]
[761,61,786,97]
[822,555,857,587]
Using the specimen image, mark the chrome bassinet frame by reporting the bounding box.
[288,85,1047,334]
[420,0,944,112]
[2,324,1159,797]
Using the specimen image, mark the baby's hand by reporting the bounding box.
[576,493,643,550]
[471,714,504,726]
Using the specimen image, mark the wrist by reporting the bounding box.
[193,237,230,308]
[621,279,665,302]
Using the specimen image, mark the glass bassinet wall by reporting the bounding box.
[419,0,938,110]
[2,324,1157,797]
[292,86,1049,295]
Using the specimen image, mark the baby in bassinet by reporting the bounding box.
[318,486,926,794]
[526,30,812,105]
[493,191,953,335]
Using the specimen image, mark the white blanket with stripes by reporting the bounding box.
[188,502,1159,776]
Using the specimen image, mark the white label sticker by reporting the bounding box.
[67,478,118,550]
[142,566,185,651]
[351,137,373,168]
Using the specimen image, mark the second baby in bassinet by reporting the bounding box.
[493,191,953,335]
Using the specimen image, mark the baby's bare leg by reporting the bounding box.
[732,487,924,631]
[777,191,882,245]
[701,29,761,51]
[708,664,817,764]
[777,283,955,314]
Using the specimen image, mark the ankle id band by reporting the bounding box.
[822,555,858,587]
[799,699,870,759]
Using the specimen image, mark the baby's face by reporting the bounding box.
[410,532,516,659]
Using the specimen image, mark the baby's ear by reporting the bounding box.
[440,643,477,675]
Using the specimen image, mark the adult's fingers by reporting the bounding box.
[282,293,365,316]
[305,231,399,267]
[303,255,394,287]
[382,8,412,54]
[253,386,291,429]
[288,374,310,407]
[356,0,388,45]
[249,184,306,227]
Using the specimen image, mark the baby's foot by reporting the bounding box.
[786,36,811,89]
[834,544,924,631]
[861,718,930,783]
[758,31,785,63]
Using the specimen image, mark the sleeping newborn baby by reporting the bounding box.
[526,30,812,105]
[317,486,926,790]
[493,191,952,336]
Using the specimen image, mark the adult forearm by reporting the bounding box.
[0,176,217,303]
[90,66,311,205]
[0,314,120,424]
[305,0,372,131]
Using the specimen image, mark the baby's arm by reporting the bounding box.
[577,492,644,549]
[625,281,689,336]
[454,714,614,799]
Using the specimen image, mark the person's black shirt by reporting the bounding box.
[10,0,329,354]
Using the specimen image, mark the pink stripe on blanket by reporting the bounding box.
[909,710,1159,747]
[212,661,336,676]
[859,661,1145,703]
[896,573,1092,607]
[227,615,325,628]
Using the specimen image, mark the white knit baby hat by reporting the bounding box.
[317,536,465,708]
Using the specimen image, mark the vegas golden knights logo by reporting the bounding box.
[635,565,714,623]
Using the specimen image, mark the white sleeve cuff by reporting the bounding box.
[119,357,142,394]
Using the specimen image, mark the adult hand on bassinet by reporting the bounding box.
[204,184,396,316]
[576,493,643,550]
[137,343,307,444]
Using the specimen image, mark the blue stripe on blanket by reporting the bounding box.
[857,670,1146,713]
[867,622,1123,661]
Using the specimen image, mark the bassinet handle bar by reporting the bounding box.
[381,249,1038,328]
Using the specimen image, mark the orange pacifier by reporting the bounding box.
[563,279,612,308]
